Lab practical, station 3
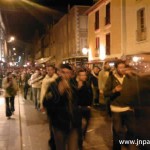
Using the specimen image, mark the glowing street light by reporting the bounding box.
[82,48,88,55]
[8,36,15,43]
[13,47,16,51]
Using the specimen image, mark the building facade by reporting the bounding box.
[87,0,123,61]
[0,12,7,63]
[87,0,150,62]
[35,6,89,66]
[51,5,90,66]
[125,0,150,55]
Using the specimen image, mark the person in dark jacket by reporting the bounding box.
[43,64,80,150]
[90,66,100,105]
[22,69,31,100]
[104,60,137,150]
[72,68,93,150]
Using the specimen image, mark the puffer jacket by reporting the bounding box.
[2,77,18,97]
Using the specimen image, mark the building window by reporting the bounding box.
[95,37,100,57]
[96,37,100,49]
[105,3,111,25]
[95,11,99,30]
[106,33,110,55]
[136,8,146,41]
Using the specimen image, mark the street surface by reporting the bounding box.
[3,90,148,150]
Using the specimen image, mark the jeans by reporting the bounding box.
[24,85,29,99]
[32,88,40,109]
[52,127,79,150]
[5,97,15,117]
[78,107,91,149]
[112,110,137,150]
[92,87,99,104]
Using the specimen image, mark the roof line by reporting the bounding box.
[84,0,107,14]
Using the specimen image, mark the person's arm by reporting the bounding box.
[104,76,113,97]
[98,71,104,93]
[2,78,10,89]
[88,87,93,107]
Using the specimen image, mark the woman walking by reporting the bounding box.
[2,72,18,119]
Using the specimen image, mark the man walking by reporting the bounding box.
[43,64,80,150]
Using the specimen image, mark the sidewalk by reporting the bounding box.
[0,92,113,150]
[0,92,49,150]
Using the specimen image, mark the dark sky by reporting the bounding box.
[0,0,93,43]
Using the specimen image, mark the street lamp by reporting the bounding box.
[82,47,88,55]
[8,36,15,43]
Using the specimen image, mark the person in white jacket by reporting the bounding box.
[30,68,44,110]
[40,65,58,111]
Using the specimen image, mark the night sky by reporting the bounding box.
[0,0,94,43]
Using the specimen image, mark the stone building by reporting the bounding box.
[86,0,123,61]
[86,0,150,62]
[125,0,150,55]
[33,5,90,66]
[0,12,7,63]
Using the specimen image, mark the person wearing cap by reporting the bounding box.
[43,64,80,150]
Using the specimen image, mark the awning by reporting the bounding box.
[35,56,52,64]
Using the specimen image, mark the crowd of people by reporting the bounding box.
[1,55,150,150]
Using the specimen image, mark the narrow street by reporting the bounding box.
[0,91,113,150]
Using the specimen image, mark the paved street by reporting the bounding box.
[0,91,113,150]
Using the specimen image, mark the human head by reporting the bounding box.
[104,62,111,71]
[60,64,73,80]
[77,68,87,82]
[7,72,12,78]
[93,66,100,75]
[35,68,40,74]
[115,60,126,76]
[46,65,56,77]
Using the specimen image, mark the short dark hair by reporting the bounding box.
[77,68,87,75]
[93,65,100,69]
[60,63,72,71]
[7,72,12,77]
[114,60,126,68]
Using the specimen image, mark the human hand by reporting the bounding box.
[115,85,122,92]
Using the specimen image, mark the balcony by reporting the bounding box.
[136,28,147,41]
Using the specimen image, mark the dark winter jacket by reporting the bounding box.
[71,79,93,107]
[104,73,150,107]
[43,77,81,133]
